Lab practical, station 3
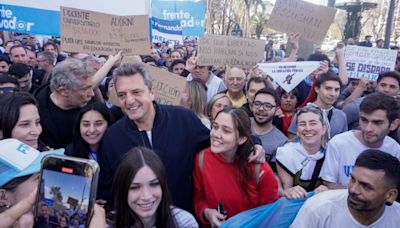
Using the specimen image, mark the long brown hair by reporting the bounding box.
[109,147,176,228]
[214,107,254,200]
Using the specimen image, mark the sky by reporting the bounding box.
[42,169,91,209]
[267,0,327,5]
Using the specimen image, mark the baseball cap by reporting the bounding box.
[0,138,64,186]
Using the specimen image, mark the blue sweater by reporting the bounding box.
[97,104,210,211]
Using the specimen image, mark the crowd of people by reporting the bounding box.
[0,31,400,228]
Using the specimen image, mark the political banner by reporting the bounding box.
[267,0,337,44]
[2,0,149,36]
[151,17,183,45]
[197,35,265,67]
[60,7,149,56]
[258,61,320,92]
[3,0,149,15]
[344,45,397,81]
[0,4,59,36]
[151,0,205,36]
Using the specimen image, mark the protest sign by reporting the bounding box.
[197,35,265,67]
[267,0,337,44]
[151,17,183,45]
[2,0,149,35]
[151,0,205,36]
[144,65,186,105]
[0,4,59,36]
[60,7,149,56]
[344,45,397,81]
[258,61,320,93]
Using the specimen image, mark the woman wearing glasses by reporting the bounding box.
[193,107,278,227]
[276,105,329,199]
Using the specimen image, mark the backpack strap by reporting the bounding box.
[199,149,206,173]
[305,156,325,192]
[255,164,261,186]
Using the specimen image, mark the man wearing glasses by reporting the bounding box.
[251,87,288,171]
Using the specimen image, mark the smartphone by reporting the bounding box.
[34,155,99,228]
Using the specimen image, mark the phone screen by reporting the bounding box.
[34,156,97,228]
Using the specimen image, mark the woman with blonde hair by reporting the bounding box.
[276,105,329,199]
[206,93,232,123]
[180,80,210,128]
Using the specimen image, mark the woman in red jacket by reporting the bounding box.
[193,107,278,227]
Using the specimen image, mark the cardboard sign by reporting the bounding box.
[60,7,149,55]
[258,61,320,92]
[144,65,186,105]
[197,35,265,67]
[345,45,397,81]
[267,0,337,44]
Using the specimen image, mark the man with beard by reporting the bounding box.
[288,72,347,139]
[320,92,400,189]
[291,150,400,227]
[251,88,288,171]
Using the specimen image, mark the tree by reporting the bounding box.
[251,11,268,39]
[50,186,63,204]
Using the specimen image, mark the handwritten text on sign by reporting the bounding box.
[197,35,265,67]
[145,65,186,105]
[60,7,149,55]
[345,45,397,81]
[267,0,336,44]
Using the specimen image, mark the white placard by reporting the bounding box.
[258,61,320,92]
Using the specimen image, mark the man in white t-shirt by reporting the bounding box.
[291,150,400,228]
[320,92,400,189]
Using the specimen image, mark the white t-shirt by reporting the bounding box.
[320,131,400,186]
[291,189,400,228]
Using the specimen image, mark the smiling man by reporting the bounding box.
[251,88,287,171]
[320,92,400,189]
[288,72,347,139]
[291,150,400,228]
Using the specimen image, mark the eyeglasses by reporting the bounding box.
[253,101,276,111]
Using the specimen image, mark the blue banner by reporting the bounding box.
[0,4,59,36]
[151,17,183,44]
[151,0,205,37]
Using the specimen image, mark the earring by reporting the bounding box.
[0,200,10,209]
[385,201,393,206]
[0,191,10,209]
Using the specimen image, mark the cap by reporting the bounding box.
[0,138,64,186]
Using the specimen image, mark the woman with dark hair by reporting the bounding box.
[65,102,111,161]
[109,147,198,228]
[276,105,329,199]
[193,107,278,227]
[278,88,300,136]
[0,92,45,150]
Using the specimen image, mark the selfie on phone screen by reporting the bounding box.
[34,155,99,228]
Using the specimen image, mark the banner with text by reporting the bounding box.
[61,7,149,55]
[2,1,149,36]
[267,0,337,44]
[197,35,265,67]
[151,17,183,45]
[345,45,397,81]
[0,4,59,36]
[151,0,205,36]
[258,61,320,92]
